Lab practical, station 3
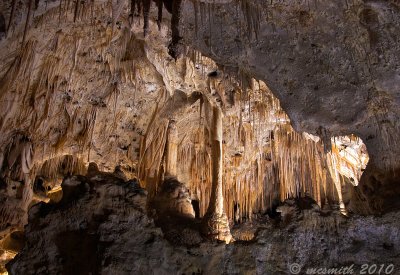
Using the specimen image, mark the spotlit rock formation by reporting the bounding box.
[153,177,195,218]
[0,0,398,273]
[179,0,400,214]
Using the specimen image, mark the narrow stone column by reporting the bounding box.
[327,152,347,215]
[201,106,232,243]
[165,120,178,177]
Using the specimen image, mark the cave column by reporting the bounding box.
[165,120,178,178]
[327,152,347,215]
[201,106,232,243]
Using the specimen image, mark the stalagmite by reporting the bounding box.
[165,120,178,177]
[201,105,232,243]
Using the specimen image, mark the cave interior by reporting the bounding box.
[0,0,399,274]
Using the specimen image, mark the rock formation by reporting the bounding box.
[201,105,232,243]
[5,171,400,274]
[0,0,399,273]
[179,0,400,214]
[153,176,195,218]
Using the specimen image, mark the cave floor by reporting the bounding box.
[4,173,400,275]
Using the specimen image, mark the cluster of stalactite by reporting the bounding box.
[0,0,371,231]
[35,0,185,58]
[183,0,260,40]
[138,52,370,222]
[0,0,164,170]
[138,117,169,197]
[0,2,153,240]
[0,1,214,252]
[180,88,344,222]
[131,0,266,59]
[4,0,265,60]
[136,47,371,223]
[33,155,86,187]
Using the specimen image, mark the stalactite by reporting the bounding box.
[73,0,79,22]
[130,0,142,18]
[34,0,41,10]
[156,0,163,30]
[58,0,63,24]
[193,0,199,38]
[0,1,372,236]
[130,0,135,17]
[139,120,169,195]
[22,0,34,45]
[86,107,97,163]
[168,0,183,59]
[111,0,125,35]
[165,75,370,223]
[6,0,17,35]
[0,40,37,105]
[66,0,71,16]
[142,0,151,37]
[35,154,86,184]
[238,0,261,40]
[0,132,35,221]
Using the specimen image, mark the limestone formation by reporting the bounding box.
[179,0,400,214]
[201,105,232,243]
[153,176,195,218]
[165,121,178,177]
[0,0,399,273]
[5,173,400,274]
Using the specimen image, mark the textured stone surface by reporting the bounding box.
[153,177,196,218]
[181,0,400,165]
[179,0,400,212]
[0,0,399,272]
[6,173,400,274]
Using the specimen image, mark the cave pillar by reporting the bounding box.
[327,152,347,214]
[165,120,178,178]
[201,106,232,243]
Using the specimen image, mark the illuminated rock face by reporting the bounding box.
[201,105,232,243]
[330,136,369,187]
[0,0,399,273]
[153,177,195,218]
[179,0,400,213]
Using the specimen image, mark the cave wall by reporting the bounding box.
[0,0,380,233]
[0,0,394,232]
[179,0,400,213]
[0,0,395,271]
